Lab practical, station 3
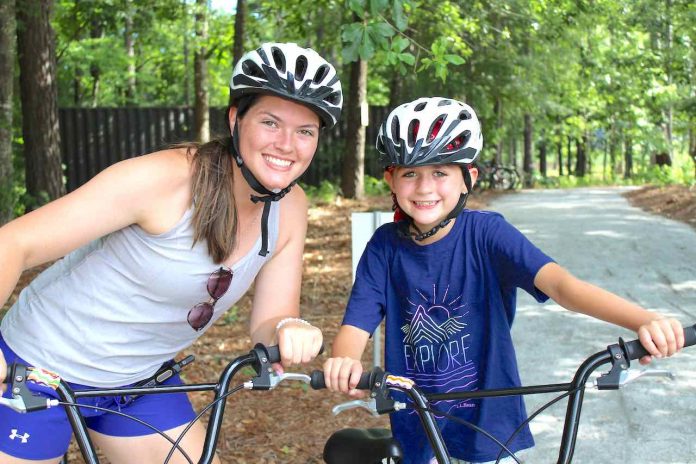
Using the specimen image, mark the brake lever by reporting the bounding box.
[593,368,675,389]
[244,372,312,390]
[2,364,61,413]
[331,398,407,416]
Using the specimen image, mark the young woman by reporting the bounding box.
[323,97,684,464]
[0,42,342,464]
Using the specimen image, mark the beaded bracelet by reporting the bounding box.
[275,317,311,332]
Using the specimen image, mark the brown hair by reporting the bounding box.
[178,96,261,263]
[173,137,237,264]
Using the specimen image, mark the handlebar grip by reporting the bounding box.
[623,323,696,361]
[264,344,325,364]
[309,370,372,390]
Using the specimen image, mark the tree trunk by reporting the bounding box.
[538,133,547,178]
[340,58,367,200]
[602,136,608,182]
[609,124,617,180]
[690,123,696,179]
[509,134,517,167]
[624,137,634,179]
[89,17,103,107]
[575,137,587,177]
[494,97,503,164]
[194,0,209,143]
[0,0,16,223]
[17,0,65,207]
[662,0,674,162]
[387,71,402,111]
[72,1,81,106]
[566,136,572,175]
[556,140,563,176]
[124,0,136,104]
[522,113,533,187]
[232,0,246,66]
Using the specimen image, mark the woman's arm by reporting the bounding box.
[534,262,684,361]
[249,186,322,367]
[0,150,191,308]
[0,149,192,382]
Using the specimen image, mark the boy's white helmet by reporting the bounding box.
[377,97,483,168]
[230,42,343,128]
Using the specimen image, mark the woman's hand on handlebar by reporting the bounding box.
[0,349,7,394]
[636,317,685,365]
[322,356,367,398]
[275,319,323,373]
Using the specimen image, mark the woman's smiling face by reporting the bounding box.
[231,95,321,191]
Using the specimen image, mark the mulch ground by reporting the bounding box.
[2,185,694,463]
[623,184,696,230]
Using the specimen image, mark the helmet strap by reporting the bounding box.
[228,124,296,257]
[408,165,472,242]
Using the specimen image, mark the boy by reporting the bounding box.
[323,97,683,464]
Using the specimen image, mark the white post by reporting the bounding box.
[351,211,392,367]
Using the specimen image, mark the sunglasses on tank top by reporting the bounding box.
[187,266,233,331]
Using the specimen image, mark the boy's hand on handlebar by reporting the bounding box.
[275,320,323,372]
[322,357,366,398]
[636,317,684,365]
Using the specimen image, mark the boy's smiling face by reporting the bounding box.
[385,164,478,236]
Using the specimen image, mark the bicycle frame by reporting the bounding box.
[4,344,288,464]
[316,324,696,464]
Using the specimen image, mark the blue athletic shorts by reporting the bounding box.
[0,334,197,460]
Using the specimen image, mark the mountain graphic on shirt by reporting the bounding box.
[402,304,467,345]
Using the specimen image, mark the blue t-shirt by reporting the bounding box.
[342,209,554,463]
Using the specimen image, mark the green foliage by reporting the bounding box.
[302,180,340,204]
[418,37,466,82]
[634,165,695,187]
[302,176,389,202]
[220,306,239,325]
[37,0,696,196]
[364,175,390,196]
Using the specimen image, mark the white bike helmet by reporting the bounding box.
[227,43,343,256]
[376,97,482,168]
[376,97,483,241]
[230,42,342,128]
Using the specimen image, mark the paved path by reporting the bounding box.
[490,187,696,463]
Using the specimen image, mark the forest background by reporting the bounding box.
[0,0,695,225]
[0,1,695,461]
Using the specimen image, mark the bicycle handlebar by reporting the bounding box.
[310,368,375,390]
[622,324,696,360]
[310,324,696,391]
[311,324,696,464]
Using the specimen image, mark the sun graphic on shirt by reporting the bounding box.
[401,284,469,345]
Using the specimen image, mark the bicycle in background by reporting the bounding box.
[476,160,521,191]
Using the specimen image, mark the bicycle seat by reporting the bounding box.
[323,427,403,464]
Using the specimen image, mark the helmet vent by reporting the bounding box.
[427,116,445,142]
[390,117,400,142]
[438,99,453,106]
[407,119,420,147]
[414,102,427,112]
[326,91,341,105]
[459,110,472,120]
[295,55,308,80]
[242,60,265,79]
[445,130,471,152]
[271,47,286,73]
[313,65,329,84]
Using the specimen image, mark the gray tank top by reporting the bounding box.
[1,202,279,387]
